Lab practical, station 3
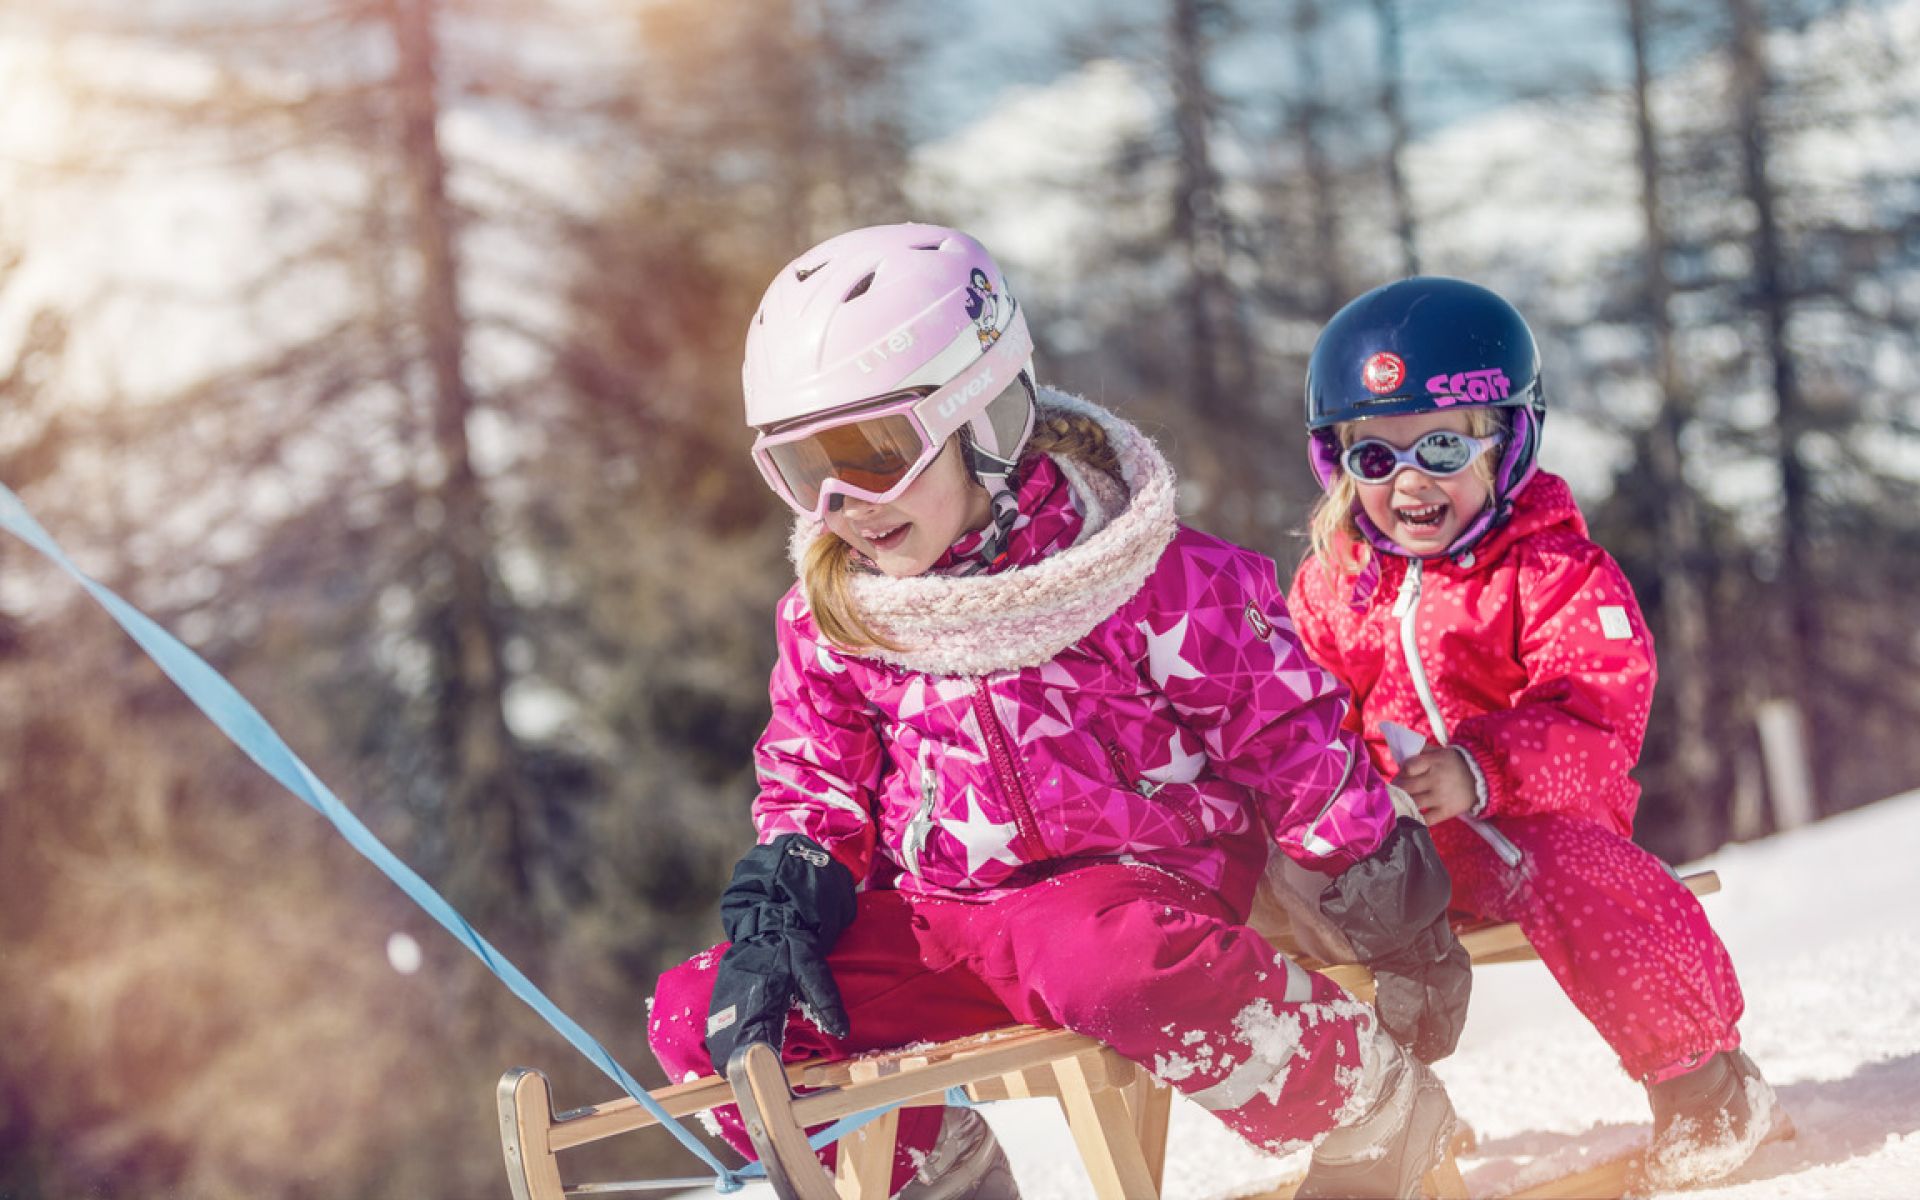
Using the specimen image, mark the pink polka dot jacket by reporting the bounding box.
[1287,472,1657,837]
[751,395,1400,910]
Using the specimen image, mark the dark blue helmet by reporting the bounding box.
[1305,275,1545,496]
[1305,277,1548,560]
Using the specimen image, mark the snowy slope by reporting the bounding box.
[676,789,1920,1198]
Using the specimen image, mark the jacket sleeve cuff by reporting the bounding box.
[1450,726,1513,817]
[1453,746,1490,817]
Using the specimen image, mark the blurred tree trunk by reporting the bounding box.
[383,0,532,908]
[1371,0,1421,277]
[1167,0,1254,420]
[1725,0,1823,808]
[1625,0,1721,855]
[1288,0,1347,316]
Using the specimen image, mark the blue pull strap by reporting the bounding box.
[0,482,756,1191]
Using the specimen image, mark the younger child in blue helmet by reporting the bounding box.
[1285,276,1789,1189]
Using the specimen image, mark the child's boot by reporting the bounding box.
[1643,1048,1784,1188]
[895,1106,1021,1200]
[1296,1032,1459,1200]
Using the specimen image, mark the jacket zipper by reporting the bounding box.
[1393,559,1524,869]
[1394,560,1446,737]
[972,680,1048,861]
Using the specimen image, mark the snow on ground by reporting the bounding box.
[674,789,1920,1198]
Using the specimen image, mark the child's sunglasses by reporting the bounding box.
[1341,430,1504,484]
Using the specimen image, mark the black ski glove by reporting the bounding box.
[1319,817,1472,1063]
[705,833,858,1075]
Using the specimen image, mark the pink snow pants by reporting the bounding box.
[1433,812,1744,1083]
[649,861,1371,1192]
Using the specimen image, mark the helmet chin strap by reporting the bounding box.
[952,373,1035,573]
[960,434,1021,573]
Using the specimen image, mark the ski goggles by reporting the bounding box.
[750,376,1027,519]
[1341,430,1504,484]
[753,390,936,518]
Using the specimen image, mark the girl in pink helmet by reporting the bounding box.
[648,225,1470,1199]
[1288,277,1786,1189]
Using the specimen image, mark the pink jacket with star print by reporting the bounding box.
[1285,472,1656,837]
[751,402,1399,910]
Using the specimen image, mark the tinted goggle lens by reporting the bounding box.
[1342,430,1496,482]
[761,412,931,513]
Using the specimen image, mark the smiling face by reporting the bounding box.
[1349,410,1496,557]
[823,436,993,577]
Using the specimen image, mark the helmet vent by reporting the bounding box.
[911,242,941,250]
[794,262,825,282]
[843,271,876,302]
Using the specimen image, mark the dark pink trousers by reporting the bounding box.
[648,862,1370,1192]
[1435,812,1745,1083]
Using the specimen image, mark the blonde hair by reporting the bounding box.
[802,403,1121,651]
[1305,407,1506,578]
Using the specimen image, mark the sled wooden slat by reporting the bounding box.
[731,1041,842,1200]
[1132,1071,1174,1191]
[831,1060,899,1195]
[497,870,1722,1200]
[783,1031,1126,1129]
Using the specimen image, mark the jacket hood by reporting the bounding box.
[1457,472,1585,567]
[1334,471,1584,609]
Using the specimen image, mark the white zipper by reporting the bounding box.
[1395,560,1525,870]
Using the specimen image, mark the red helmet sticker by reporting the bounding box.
[1362,351,1406,395]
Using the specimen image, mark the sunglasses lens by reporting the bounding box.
[762,413,928,513]
[1347,440,1401,481]
[1413,431,1474,474]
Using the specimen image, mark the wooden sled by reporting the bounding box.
[499,871,1721,1200]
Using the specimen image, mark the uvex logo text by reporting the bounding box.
[936,366,995,418]
[1426,368,1511,405]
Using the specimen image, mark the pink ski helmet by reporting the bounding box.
[744,224,1036,560]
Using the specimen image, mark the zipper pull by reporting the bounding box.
[902,756,938,879]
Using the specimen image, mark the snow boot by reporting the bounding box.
[1296,1035,1459,1200]
[1643,1048,1785,1189]
[895,1107,1021,1200]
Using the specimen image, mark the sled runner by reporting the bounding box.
[498,871,1722,1200]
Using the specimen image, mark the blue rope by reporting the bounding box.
[0,482,758,1192]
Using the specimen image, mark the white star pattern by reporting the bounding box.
[1276,667,1322,697]
[1016,688,1077,743]
[763,736,822,766]
[1036,660,1080,690]
[939,785,1022,878]
[1142,727,1207,784]
[932,678,977,707]
[1140,615,1204,687]
[946,708,990,766]
[896,677,931,719]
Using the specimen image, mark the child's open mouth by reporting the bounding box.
[859,523,910,551]
[1394,502,1447,530]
